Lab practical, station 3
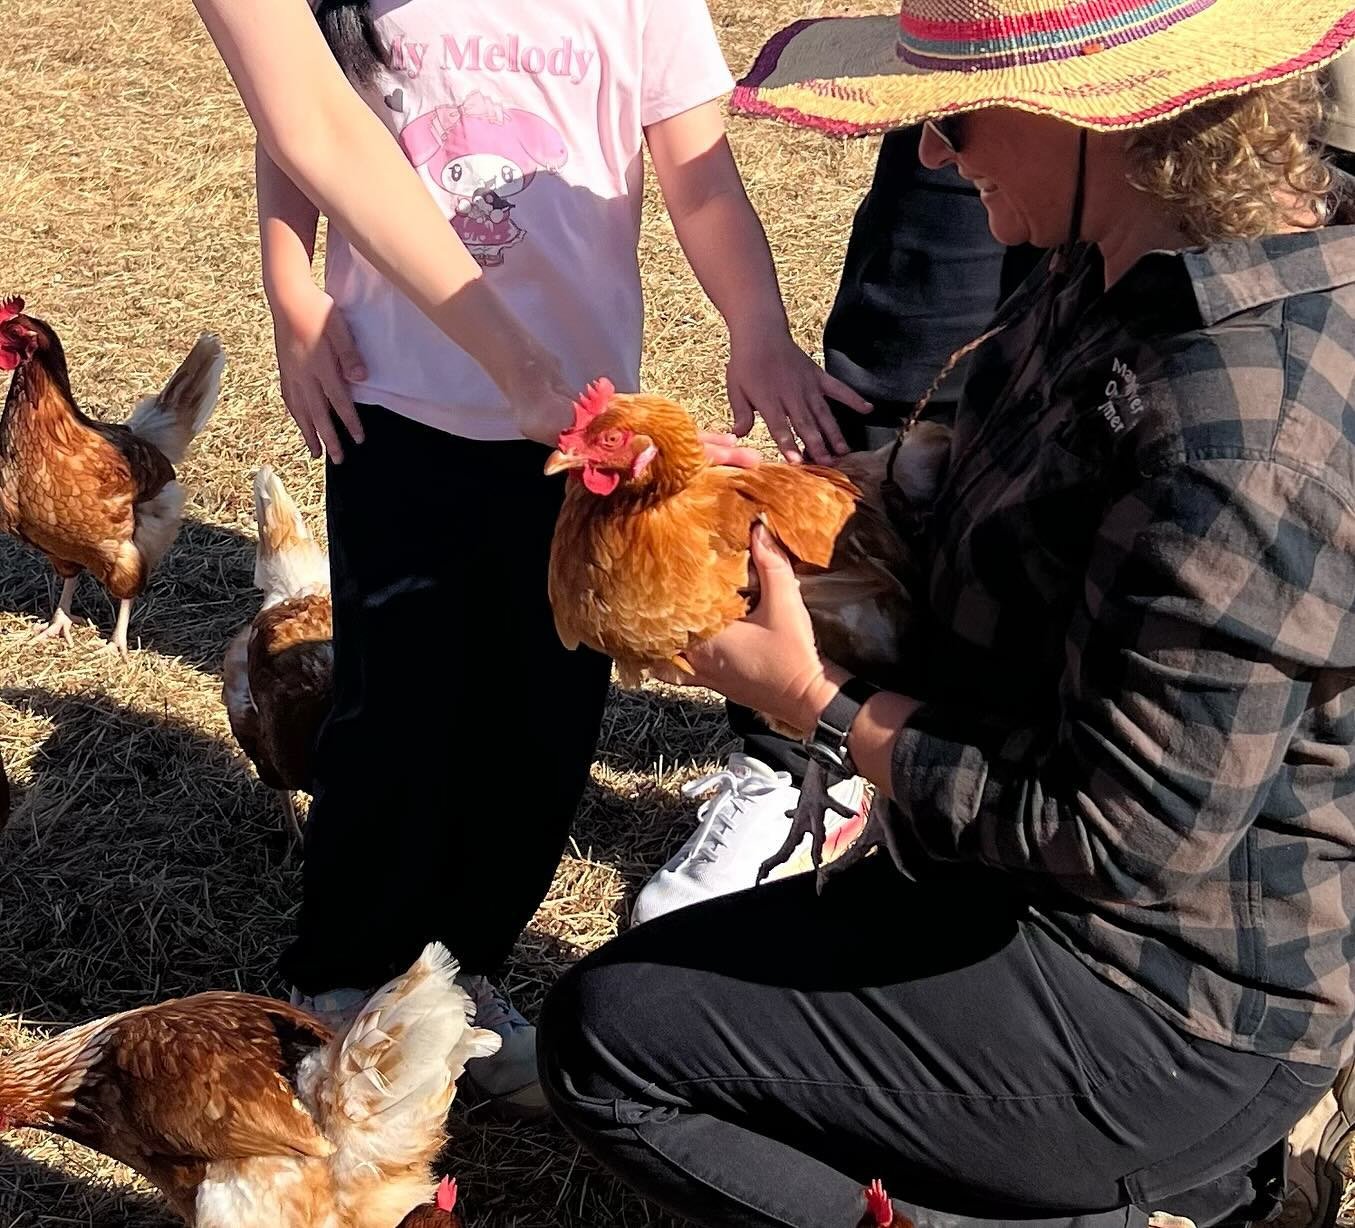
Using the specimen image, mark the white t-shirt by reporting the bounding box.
[325,0,735,438]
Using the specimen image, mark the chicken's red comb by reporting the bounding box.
[570,377,615,433]
[436,1176,458,1213]
[0,297,23,324]
[866,1179,893,1226]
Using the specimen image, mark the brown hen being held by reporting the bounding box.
[0,297,224,655]
[545,380,949,882]
[0,943,499,1228]
[223,465,333,841]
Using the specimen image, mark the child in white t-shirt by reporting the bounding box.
[257,0,868,1116]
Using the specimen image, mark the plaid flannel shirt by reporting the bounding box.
[888,209,1355,1066]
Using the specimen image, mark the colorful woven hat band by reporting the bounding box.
[731,0,1355,135]
[896,0,1215,70]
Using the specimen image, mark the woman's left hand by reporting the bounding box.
[653,526,844,736]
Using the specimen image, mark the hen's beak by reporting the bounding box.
[545,449,586,475]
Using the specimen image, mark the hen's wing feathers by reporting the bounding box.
[93,996,333,1163]
[724,463,921,686]
[723,463,859,569]
[87,422,176,503]
[222,625,263,769]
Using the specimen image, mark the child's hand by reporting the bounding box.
[726,326,871,464]
[499,344,578,447]
[698,431,762,469]
[268,281,367,463]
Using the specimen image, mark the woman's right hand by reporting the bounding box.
[268,281,368,463]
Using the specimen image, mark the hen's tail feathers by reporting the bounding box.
[305,942,501,1176]
[835,422,951,509]
[891,420,951,505]
[125,334,225,464]
[252,465,329,607]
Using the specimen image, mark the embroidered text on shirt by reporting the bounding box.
[1095,356,1146,433]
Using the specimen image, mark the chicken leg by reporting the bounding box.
[106,598,133,658]
[32,576,78,645]
[280,791,305,844]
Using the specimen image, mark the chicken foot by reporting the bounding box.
[756,760,860,892]
[32,577,79,645]
[814,791,891,884]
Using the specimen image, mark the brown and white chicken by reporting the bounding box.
[0,943,499,1227]
[0,296,224,655]
[223,465,333,840]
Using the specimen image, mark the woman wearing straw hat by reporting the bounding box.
[538,2,1355,1225]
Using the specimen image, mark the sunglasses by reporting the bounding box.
[924,114,964,153]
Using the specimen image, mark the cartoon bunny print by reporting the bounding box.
[398,92,568,267]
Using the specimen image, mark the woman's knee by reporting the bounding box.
[538,935,688,1119]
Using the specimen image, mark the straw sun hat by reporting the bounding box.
[730,0,1355,135]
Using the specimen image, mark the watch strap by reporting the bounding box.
[806,675,880,774]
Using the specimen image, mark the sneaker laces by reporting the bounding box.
[458,973,528,1037]
[678,762,792,868]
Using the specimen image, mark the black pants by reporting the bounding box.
[280,405,611,993]
[539,859,1332,1228]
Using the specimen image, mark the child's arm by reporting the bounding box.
[257,144,368,462]
[647,101,871,463]
[195,0,576,445]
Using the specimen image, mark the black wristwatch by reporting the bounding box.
[803,675,881,774]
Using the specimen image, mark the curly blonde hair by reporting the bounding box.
[1124,72,1333,244]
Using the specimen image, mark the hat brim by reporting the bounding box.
[730,3,1355,135]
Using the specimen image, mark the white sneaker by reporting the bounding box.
[631,753,871,926]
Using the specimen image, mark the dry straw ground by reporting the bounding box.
[0,0,881,1224]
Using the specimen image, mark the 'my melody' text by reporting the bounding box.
[388,35,596,86]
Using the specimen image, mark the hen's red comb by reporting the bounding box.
[866,1179,893,1226]
[0,297,24,324]
[570,377,615,433]
[436,1176,458,1213]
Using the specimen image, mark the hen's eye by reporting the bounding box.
[598,429,624,449]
